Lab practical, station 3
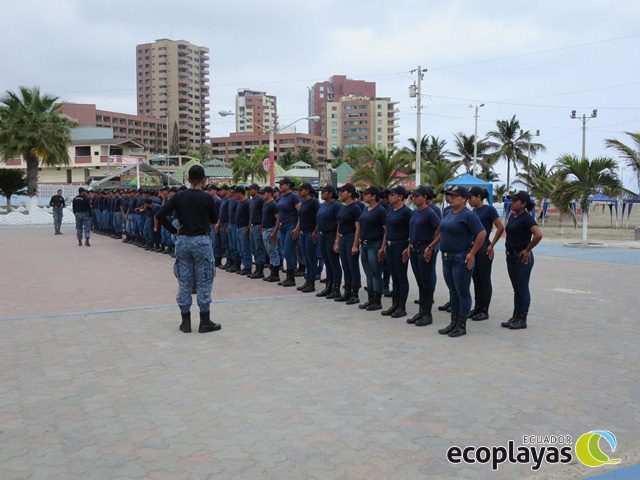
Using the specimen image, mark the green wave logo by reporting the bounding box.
[575,431,621,468]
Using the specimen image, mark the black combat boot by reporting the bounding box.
[345,287,360,305]
[250,264,264,279]
[198,311,221,333]
[366,292,382,311]
[472,306,489,321]
[281,269,296,287]
[381,294,398,316]
[78,238,82,246]
[85,238,91,247]
[359,291,372,310]
[239,266,252,276]
[179,311,191,333]
[326,282,341,299]
[407,302,425,324]
[294,264,306,277]
[221,258,231,270]
[448,315,467,337]
[335,285,351,302]
[438,301,451,312]
[297,277,310,291]
[508,312,527,330]
[215,257,222,267]
[468,306,481,318]
[501,310,517,328]
[266,265,280,282]
[301,279,316,293]
[391,296,407,318]
[415,303,433,327]
[438,313,458,335]
[316,281,332,297]
[382,285,392,298]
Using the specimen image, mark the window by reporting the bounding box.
[377,128,382,132]
[75,146,90,156]
[331,129,337,134]
[319,93,324,99]
[331,114,337,119]
[331,121,337,126]
[332,106,337,111]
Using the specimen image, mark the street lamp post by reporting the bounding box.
[469,103,484,176]
[571,109,597,161]
[218,111,319,187]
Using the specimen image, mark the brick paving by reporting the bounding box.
[1,226,638,479]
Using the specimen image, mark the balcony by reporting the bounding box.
[74,156,92,164]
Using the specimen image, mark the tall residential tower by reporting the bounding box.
[235,89,277,134]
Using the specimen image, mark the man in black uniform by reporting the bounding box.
[155,165,221,333]
[72,187,92,246]
[49,189,65,235]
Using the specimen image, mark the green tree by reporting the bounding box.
[477,164,499,182]
[342,146,368,169]
[169,121,180,155]
[407,135,429,162]
[231,145,269,184]
[605,131,640,194]
[515,162,556,200]
[494,183,508,200]
[0,87,73,212]
[554,154,622,242]
[296,146,316,167]
[0,168,27,212]
[278,150,296,170]
[451,132,491,173]
[350,147,413,188]
[486,115,545,190]
[423,136,450,164]
[421,158,459,203]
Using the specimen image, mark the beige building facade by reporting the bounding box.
[235,89,277,134]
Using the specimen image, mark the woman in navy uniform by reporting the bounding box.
[275,177,301,287]
[436,186,486,338]
[315,185,342,299]
[503,190,543,330]
[468,186,504,321]
[381,186,412,318]
[155,165,220,334]
[357,186,387,311]
[334,183,361,305]
[294,183,320,293]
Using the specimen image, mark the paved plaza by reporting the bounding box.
[1,226,639,480]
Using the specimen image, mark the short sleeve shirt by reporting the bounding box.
[336,202,361,235]
[439,208,484,253]
[358,203,387,241]
[277,192,301,224]
[505,211,537,251]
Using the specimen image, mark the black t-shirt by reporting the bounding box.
[316,200,340,233]
[505,211,537,252]
[358,203,387,241]
[235,199,250,227]
[262,200,278,229]
[249,195,264,225]
[49,195,65,209]
[474,205,499,238]
[156,189,218,236]
[337,202,361,235]
[228,198,238,225]
[72,195,91,214]
[298,198,319,233]
[386,205,412,241]
[409,206,440,243]
[219,198,229,223]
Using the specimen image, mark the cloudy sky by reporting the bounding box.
[1,0,639,189]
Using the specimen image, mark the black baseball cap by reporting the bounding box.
[278,177,294,187]
[412,185,435,198]
[468,186,487,198]
[337,183,357,196]
[188,165,206,181]
[298,182,314,193]
[363,185,382,199]
[261,186,274,194]
[321,184,337,195]
[442,185,469,198]
[234,186,246,194]
[389,186,407,198]
[248,183,260,191]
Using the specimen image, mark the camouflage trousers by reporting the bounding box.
[173,235,215,313]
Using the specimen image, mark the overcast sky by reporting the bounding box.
[1,0,639,190]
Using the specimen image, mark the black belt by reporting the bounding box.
[387,238,408,243]
[320,230,337,234]
[506,249,524,256]
[361,239,382,245]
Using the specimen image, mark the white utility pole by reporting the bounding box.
[470,104,484,175]
[410,66,427,186]
[570,109,598,242]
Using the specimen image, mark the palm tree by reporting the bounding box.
[278,150,296,170]
[486,115,545,190]
[407,135,429,162]
[422,158,459,203]
[515,162,556,200]
[451,132,491,174]
[231,145,269,184]
[169,121,180,155]
[0,87,73,213]
[350,147,413,188]
[423,136,450,164]
[330,146,343,161]
[0,168,27,212]
[343,146,367,169]
[554,154,622,242]
[494,184,508,200]
[605,131,640,194]
[296,146,316,167]
[477,164,499,182]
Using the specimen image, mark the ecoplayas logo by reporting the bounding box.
[446,431,621,471]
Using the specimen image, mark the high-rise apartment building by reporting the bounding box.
[308,75,376,138]
[325,95,399,154]
[136,38,210,154]
[235,89,277,134]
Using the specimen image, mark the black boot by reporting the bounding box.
[407,302,425,324]
[326,282,341,299]
[391,296,407,318]
[85,238,91,247]
[345,287,360,305]
[239,267,252,276]
[366,292,382,311]
[215,257,222,267]
[415,303,433,326]
[78,238,82,246]
[448,315,467,337]
[472,306,489,321]
[381,294,398,316]
[266,265,280,282]
[359,291,372,310]
[297,278,310,291]
[438,301,451,312]
[501,310,517,328]
[221,258,231,270]
[282,269,296,287]
[508,312,527,329]
[227,260,239,273]
[468,306,481,318]
[335,285,351,302]
[251,264,264,279]
[294,264,306,277]
[301,279,316,293]
[198,311,221,333]
[382,285,392,298]
[179,312,191,333]
[438,313,458,335]
[316,281,332,297]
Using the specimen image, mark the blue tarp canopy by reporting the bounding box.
[444,174,494,204]
[588,193,618,205]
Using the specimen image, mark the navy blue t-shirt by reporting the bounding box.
[298,198,319,233]
[386,205,412,241]
[439,208,484,253]
[337,202,361,235]
[358,203,387,241]
[409,206,440,243]
[235,199,250,227]
[505,211,537,252]
[262,200,278,229]
[474,204,499,238]
[249,195,263,225]
[277,192,301,224]
[316,200,341,233]
[219,198,229,223]
[430,204,443,219]
[227,198,238,225]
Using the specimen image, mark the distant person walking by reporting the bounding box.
[72,188,92,246]
[49,189,65,235]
